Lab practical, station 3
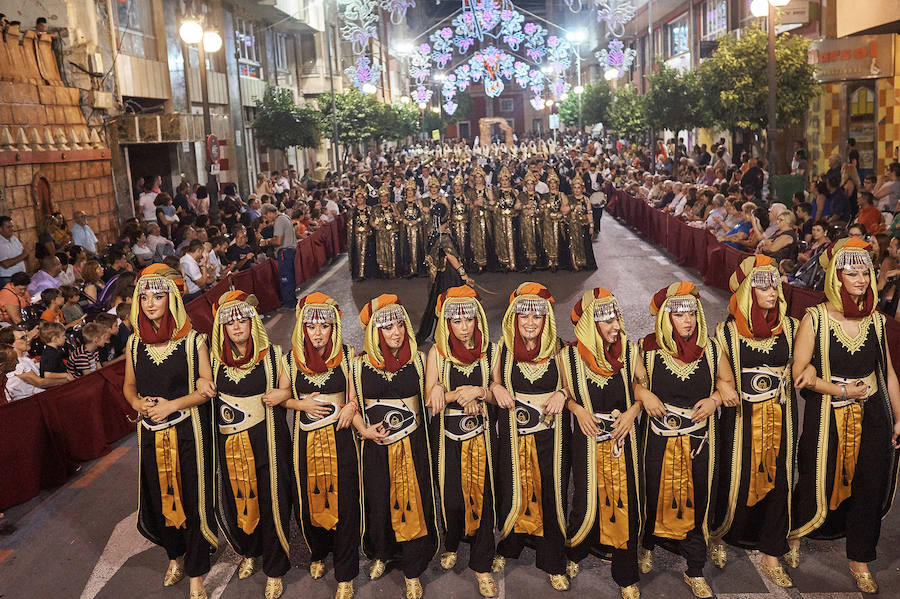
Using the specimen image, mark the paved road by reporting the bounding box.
[1,215,894,598]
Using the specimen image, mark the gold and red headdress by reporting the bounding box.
[434,285,489,365]
[728,254,786,339]
[501,282,557,363]
[820,237,878,317]
[131,264,192,344]
[292,292,343,374]
[360,293,417,371]
[646,281,709,362]
[571,287,626,376]
[210,290,270,369]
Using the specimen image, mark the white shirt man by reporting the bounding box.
[179,249,204,296]
[6,354,43,401]
[0,217,27,282]
[138,189,158,222]
[71,211,98,253]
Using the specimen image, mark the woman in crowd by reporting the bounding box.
[353,294,439,599]
[467,166,490,273]
[566,176,595,271]
[789,238,900,594]
[492,167,520,272]
[273,293,361,599]
[490,283,570,591]
[759,211,799,263]
[709,256,798,588]
[722,201,757,251]
[210,291,291,599]
[518,172,543,271]
[639,282,730,599]
[122,264,217,599]
[425,285,498,598]
[370,185,401,279]
[399,178,425,278]
[797,220,832,265]
[563,287,657,599]
[347,186,372,282]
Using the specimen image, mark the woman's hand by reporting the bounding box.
[892,420,900,449]
[197,378,216,399]
[573,405,599,438]
[139,396,163,417]
[611,408,637,443]
[544,390,566,416]
[794,364,817,390]
[426,385,446,413]
[846,380,870,400]
[147,398,177,423]
[463,401,481,416]
[337,402,357,429]
[641,392,666,418]
[261,388,292,407]
[493,384,515,410]
[692,397,718,422]
[358,423,388,442]
[719,384,740,407]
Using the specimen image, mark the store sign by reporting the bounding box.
[780,0,809,26]
[808,34,895,82]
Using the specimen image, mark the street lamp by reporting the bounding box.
[566,28,587,44]
[180,16,222,218]
[361,83,377,94]
[566,30,587,132]
[604,67,619,80]
[400,95,410,104]
[750,0,788,199]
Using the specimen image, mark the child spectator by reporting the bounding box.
[67,322,109,377]
[60,285,84,325]
[115,302,133,348]
[39,288,65,323]
[38,321,70,381]
[92,313,123,362]
[0,326,69,400]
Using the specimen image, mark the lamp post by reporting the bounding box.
[179,18,222,218]
[566,29,587,133]
[750,0,789,200]
[325,6,340,180]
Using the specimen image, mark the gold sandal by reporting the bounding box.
[549,574,570,591]
[405,577,423,599]
[850,569,878,594]
[709,542,727,569]
[620,584,640,599]
[491,555,506,573]
[238,556,259,580]
[440,551,457,570]
[335,581,354,599]
[783,544,800,569]
[760,564,792,588]
[368,559,386,580]
[164,556,185,587]
[637,548,653,574]
[566,560,580,579]
[682,573,713,599]
[264,578,284,599]
[476,573,498,598]
[309,560,326,579]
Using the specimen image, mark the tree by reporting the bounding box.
[444,92,473,124]
[606,84,647,142]
[644,63,708,138]
[376,102,420,142]
[421,110,447,137]
[696,26,818,134]
[251,85,322,151]
[317,88,380,156]
[559,81,611,128]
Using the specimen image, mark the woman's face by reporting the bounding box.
[753,285,779,310]
[596,317,620,345]
[139,292,168,323]
[12,329,28,354]
[224,318,252,346]
[812,224,825,240]
[137,232,147,245]
[848,226,866,239]
[304,322,332,350]
[517,313,544,344]
[449,316,476,346]
[841,268,871,298]
[381,321,406,351]
[671,311,697,340]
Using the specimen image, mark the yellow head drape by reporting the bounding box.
[501,282,557,363]
[209,291,270,369]
[434,285,490,366]
[360,294,418,370]
[649,281,709,357]
[130,264,191,343]
[820,237,879,315]
[571,287,627,376]
[292,292,343,373]
[728,254,786,339]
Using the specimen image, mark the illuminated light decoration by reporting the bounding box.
[530,96,545,110]
[595,2,637,38]
[413,85,433,105]
[409,44,432,85]
[338,0,414,90]
[443,100,458,114]
[595,39,635,80]
[344,55,383,90]
[379,0,416,25]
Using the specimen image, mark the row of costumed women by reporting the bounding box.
[347,168,598,281]
[123,237,900,599]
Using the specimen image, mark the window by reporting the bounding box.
[850,86,875,116]
[457,121,471,140]
[236,18,262,79]
[667,15,688,57]
[275,33,291,72]
[500,98,514,112]
[532,118,543,134]
[115,0,157,60]
[703,0,728,40]
[299,32,318,75]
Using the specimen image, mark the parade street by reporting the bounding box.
[1,215,895,599]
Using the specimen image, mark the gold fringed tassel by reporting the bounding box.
[513,435,544,536]
[597,440,629,549]
[460,434,487,537]
[654,435,695,540]
[747,400,783,507]
[307,426,339,530]
[388,437,428,541]
[225,431,260,534]
[829,403,863,510]
[155,427,187,529]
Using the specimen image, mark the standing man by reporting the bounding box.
[259,204,297,307]
[0,216,28,287]
[70,211,98,254]
[583,160,604,239]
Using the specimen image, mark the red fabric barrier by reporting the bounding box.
[294,220,346,285]
[249,260,281,314]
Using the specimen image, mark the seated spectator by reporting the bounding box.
[0,272,31,325]
[179,239,212,303]
[759,211,798,263]
[873,162,900,213]
[797,220,832,265]
[145,222,175,260]
[722,201,756,250]
[207,235,229,280]
[38,321,69,381]
[39,288,64,323]
[67,322,109,377]
[703,194,727,230]
[27,255,62,298]
[81,260,104,302]
[154,193,179,238]
[847,223,868,240]
[59,285,84,325]
[102,249,132,281]
[174,225,197,255]
[131,230,154,267]
[115,302,133,349]
[876,235,899,319]
[71,211,98,255]
[826,175,850,223]
[855,192,885,235]
[225,226,255,271]
[56,252,77,286]
[794,201,814,243]
[92,312,123,362]
[0,326,69,401]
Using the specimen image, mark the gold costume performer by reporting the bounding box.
[400,178,425,277]
[467,166,490,272]
[348,186,372,281]
[518,172,544,270]
[370,184,401,278]
[449,173,471,268]
[540,172,566,271]
[492,167,520,272]
[565,177,592,271]
[789,238,900,594]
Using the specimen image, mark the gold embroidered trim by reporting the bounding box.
[364,358,399,382]
[221,363,255,384]
[660,351,701,382]
[829,315,871,355]
[583,364,612,389]
[144,337,184,366]
[300,367,334,388]
[517,360,550,384]
[739,334,778,354]
[451,359,479,377]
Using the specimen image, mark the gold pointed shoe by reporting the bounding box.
[405,577,423,599]
[709,543,727,569]
[566,560,580,579]
[783,545,800,569]
[309,560,326,580]
[549,574,570,591]
[476,573,498,598]
[189,589,208,599]
[850,570,878,594]
[682,574,713,599]
[620,584,640,599]
[368,559,386,580]
[440,551,458,570]
[335,581,354,599]
[637,548,653,574]
[164,556,185,586]
[265,578,284,599]
[760,564,792,588]
[239,556,260,579]
[491,555,506,573]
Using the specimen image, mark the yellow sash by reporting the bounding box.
[513,434,543,536]
[654,435,695,540]
[461,434,487,537]
[224,430,260,535]
[307,425,339,530]
[747,399,783,507]
[155,426,186,529]
[597,438,629,549]
[388,436,428,541]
